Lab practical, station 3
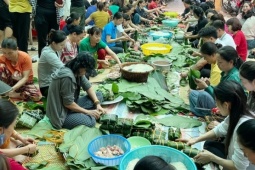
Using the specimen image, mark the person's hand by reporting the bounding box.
[120,36,129,41]
[176,138,197,146]
[194,150,215,164]
[87,110,101,119]
[100,60,110,68]
[192,51,201,57]
[194,78,208,89]
[25,144,37,154]
[21,137,35,145]
[96,104,106,114]
[55,1,64,8]
[208,121,220,129]
[180,72,188,78]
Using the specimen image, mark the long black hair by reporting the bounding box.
[239,61,255,82]
[65,52,96,76]
[237,119,255,152]
[214,80,251,154]
[0,99,19,128]
[217,46,243,69]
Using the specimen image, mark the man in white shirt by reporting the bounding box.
[212,20,236,49]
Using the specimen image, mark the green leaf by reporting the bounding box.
[150,109,169,116]
[157,116,202,128]
[24,120,53,139]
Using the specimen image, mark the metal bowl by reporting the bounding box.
[152,60,171,71]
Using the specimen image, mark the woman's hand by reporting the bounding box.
[21,137,35,145]
[194,150,215,164]
[99,60,110,68]
[180,72,188,78]
[25,144,37,154]
[96,104,106,114]
[194,78,208,89]
[208,121,220,130]
[176,138,198,146]
[87,110,101,119]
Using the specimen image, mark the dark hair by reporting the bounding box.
[134,156,175,170]
[138,0,144,6]
[205,1,215,9]
[1,38,17,50]
[217,46,243,69]
[241,2,254,19]
[67,25,84,35]
[65,12,80,25]
[0,99,19,128]
[97,2,105,11]
[198,26,218,39]
[65,52,96,75]
[212,20,225,30]
[200,2,210,13]
[193,6,205,19]
[210,13,225,23]
[214,80,250,154]
[123,13,131,20]
[239,61,255,81]
[200,42,217,55]
[0,154,10,170]
[183,0,193,5]
[112,0,120,6]
[87,26,102,35]
[48,29,66,44]
[205,9,217,17]
[91,0,98,5]
[120,6,130,13]
[237,119,255,152]
[226,18,242,31]
[113,12,123,19]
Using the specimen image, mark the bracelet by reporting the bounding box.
[94,100,100,105]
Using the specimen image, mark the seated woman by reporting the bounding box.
[121,5,141,30]
[181,0,192,19]
[181,80,255,169]
[226,18,247,61]
[236,2,253,25]
[109,0,120,15]
[132,0,152,25]
[237,119,255,165]
[62,12,81,35]
[136,0,162,20]
[0,38,41,101]
[85,2,110,29]
[61,25,84,64]
[38,30,66,97]
[239,61,255,113]
[122,14,136,33]
[241,15,255,50]
[101,12,130,54]
[184,6,208,48]
[0,98,37,164]
[134,156,175,170]
[80,26,121,69]
[46,52,106,130]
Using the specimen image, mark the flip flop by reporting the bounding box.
[29,47,37,51]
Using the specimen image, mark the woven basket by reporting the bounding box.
[120,62,154,83]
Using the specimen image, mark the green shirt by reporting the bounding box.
[205,67,241,97]
[79,37,107,54]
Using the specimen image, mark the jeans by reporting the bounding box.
[247,39,255,50]
[109,42,124,54]
[189,90,216,117]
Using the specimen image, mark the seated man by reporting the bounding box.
[0,38,41,101]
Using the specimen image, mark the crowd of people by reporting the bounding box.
[0,0,255,169]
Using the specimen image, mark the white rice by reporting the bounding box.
[126,158,140,170]
[146,46,168,51]
[123,64,153,72]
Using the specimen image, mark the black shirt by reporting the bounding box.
[37,0,56,9]
[71,0,85,7]
[181,8,190,18]
[193,17,208,35]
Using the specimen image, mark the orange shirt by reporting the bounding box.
[0,51,33,82]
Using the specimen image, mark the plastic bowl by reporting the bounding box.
[88,135,131,166]
[152,60,172,72]
[119,145,197,170]
[164,11,179,18]
[127,136,151,150]
[162,19,179,27]
[141,43,172,56]
[149,31,173,40]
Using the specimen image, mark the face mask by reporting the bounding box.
[0,133,5,146]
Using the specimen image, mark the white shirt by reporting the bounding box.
[219,32,236,49]
[213,115,255,170]
[242,16,255,40]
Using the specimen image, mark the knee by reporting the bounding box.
[87,117,96,127]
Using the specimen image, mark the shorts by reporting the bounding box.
[0,3,12,30]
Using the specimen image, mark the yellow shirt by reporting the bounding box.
[9,0,32,13]
[210,63,221,86]
[91,11,110,29]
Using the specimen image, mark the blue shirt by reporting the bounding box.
[102,21,117,47]
[85,5,97,25]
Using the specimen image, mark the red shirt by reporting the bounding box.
[232,30,247,61]
[148,1,157,9]
[0,152,27,170]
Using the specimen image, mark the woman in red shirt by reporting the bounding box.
[226,18,248,61]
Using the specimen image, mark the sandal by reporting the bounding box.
[29,47,37,51]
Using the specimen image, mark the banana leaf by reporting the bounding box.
[168,127,181,141]
[151,70,168,91]
[134,114,157,125]
[153,139,186,150]
[149,128,167,141]
[183,147,200,158]
[157,115,202,129]
[100,114,118,124]
[132,129,152,139]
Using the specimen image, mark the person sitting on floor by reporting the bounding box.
[80,26,121,69]
[189,44,243,117]
[0,38,41,101]
[0,98,37,164]
[61,25,84,64]
[101,12,130,54]
[237,119,255,165]
[38,30,66,97]
[179,80,255,170]
[46,52,106,130]
[226,18,247,61]
[62,12,81,36]
[85,2,110,29]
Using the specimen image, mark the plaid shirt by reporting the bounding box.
[29,0,62,24]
